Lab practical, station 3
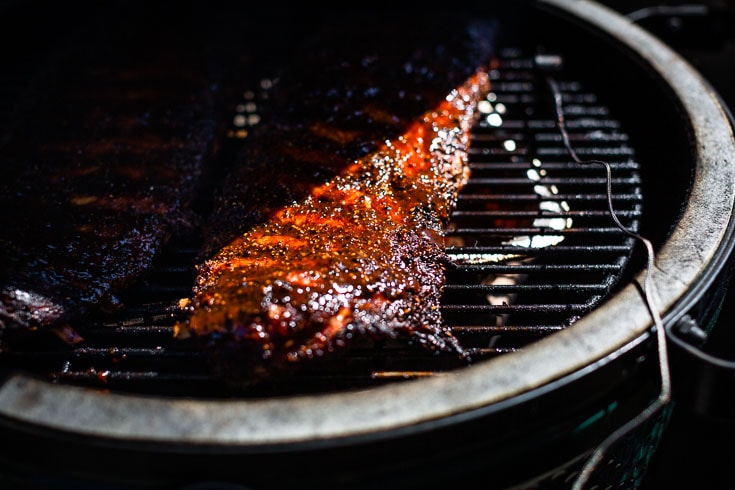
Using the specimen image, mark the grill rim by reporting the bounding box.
[0,0,734,452]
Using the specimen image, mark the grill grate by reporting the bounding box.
[443,48,641,358]
[0,48,642,397]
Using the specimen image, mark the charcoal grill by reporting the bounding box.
[1,1,734,489]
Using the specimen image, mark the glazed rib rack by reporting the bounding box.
[0,49,643,398]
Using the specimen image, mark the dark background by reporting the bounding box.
[593,2,735,488]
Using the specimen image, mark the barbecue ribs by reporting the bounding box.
[0,6,247,344]
[175,14,497,385]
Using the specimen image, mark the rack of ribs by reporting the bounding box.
[175,13,498,385]
[0,6,247,345]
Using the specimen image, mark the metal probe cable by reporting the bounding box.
[545,76,673,490]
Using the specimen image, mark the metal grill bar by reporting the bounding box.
[459,193,642,201]
[469,161,639,169]
[452,210,640,217]
[444,284,612,292]
[447,228,636,235]
[462,177,640,185]
[442,303,599,313]
[450,264,624,272]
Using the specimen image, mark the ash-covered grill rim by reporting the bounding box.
[0,0,733,449]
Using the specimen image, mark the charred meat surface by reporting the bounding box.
[197,13,499,257]
[0,5,245,342]
[176,14,497,385]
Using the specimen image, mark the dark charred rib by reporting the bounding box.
[175,16,498,386]
[0,9,244,343]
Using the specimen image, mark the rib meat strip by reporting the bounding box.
[176,15,497,384]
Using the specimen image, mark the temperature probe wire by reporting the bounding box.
[545,76,672,490]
